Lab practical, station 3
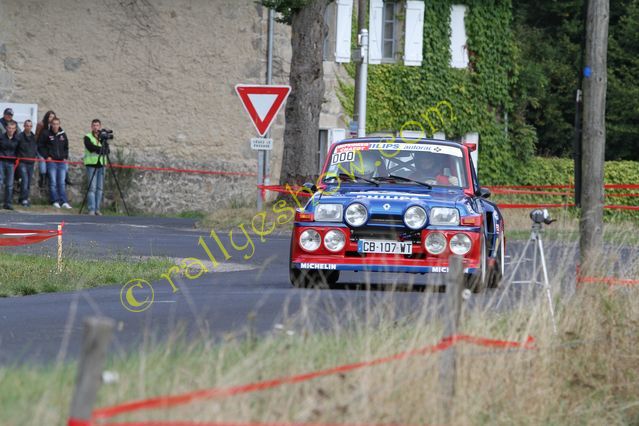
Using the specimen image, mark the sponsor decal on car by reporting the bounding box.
[333,143,371,154]
[300,263,338,270]
[431,266,449,273]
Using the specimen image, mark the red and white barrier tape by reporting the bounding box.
[0,223,63,247]
[71,334,533,425]
[0,155,256,177]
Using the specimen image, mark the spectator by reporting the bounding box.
[0,120,19,209]
[0,108,14,135]
[39,117,71,209]
[35,110,56,188]
[16,120,37,207]
[83,118,108,215]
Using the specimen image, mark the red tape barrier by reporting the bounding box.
[0,155,256,177]
[576,265,639,287]
[578,275,639,286]
[0,224,63,247]
[76,334,533,425]
[98,422,401,426]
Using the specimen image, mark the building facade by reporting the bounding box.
[0,0,350,213]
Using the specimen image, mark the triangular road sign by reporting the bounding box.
[235,84,291,137]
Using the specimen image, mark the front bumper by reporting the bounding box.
[290,223,482,275]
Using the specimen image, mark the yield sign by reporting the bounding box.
[235,84,291,136]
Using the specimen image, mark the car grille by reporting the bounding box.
[350,226,421,243]
[367,214,405,226]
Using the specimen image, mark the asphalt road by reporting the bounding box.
[0,211,621,365]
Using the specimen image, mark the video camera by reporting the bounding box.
[530,208,556,225]
[98,128,114,143]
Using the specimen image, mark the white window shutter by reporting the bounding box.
[335,0,353,63]
[368,0,383,64]
[404,1,425,66]
[450,4,469,68]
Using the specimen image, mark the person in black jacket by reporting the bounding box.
[39,117,71,209]
[0,108,13,135]
[0,120,18,209]
[16,120,38,207]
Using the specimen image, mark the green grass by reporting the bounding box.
[0,253,174,297]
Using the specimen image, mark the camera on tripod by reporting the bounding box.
[530,208,556,225]
[98,128,114,143]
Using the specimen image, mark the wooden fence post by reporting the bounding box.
[57,223,63,273]
[68,316,115,426]
[439,255,464,424]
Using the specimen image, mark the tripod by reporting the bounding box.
[79,143,130,216]
[503,221,557,333]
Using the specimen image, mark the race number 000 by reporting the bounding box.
[331,151,355,164]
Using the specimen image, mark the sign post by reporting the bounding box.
[235,84,291,210]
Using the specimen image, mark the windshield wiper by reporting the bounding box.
[324,173,379,186]
[374,174,432,189]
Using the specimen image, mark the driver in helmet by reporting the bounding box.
[356,149,385,179]
[411,152,459,186]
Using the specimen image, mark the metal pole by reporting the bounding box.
[257,151,264,211]
[357,29,368,138]
[537,235,558,333]
[264,8,274,202]
[353,0,367,126]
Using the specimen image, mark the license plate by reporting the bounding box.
[357,240,412,255]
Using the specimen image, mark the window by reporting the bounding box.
[450,4,469,68]
[323,3,335,61]
[382,1,398,61]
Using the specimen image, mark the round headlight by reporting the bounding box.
[450,233,472,255]
[425,232,447,255]
[324,229,346,252]
[345,203,368,227]
[404,206,427,229]
[299,229,321,252]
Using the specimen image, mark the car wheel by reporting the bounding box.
[290,269,339,289]
[464,234,487,293]
[487,232,505,289]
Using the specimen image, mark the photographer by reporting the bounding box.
[83,119,109,215]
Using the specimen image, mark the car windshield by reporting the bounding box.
[323,141,468,188]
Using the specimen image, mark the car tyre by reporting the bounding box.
[487,232,505,289]
[464,234,487,293]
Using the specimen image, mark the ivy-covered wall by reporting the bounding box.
[339,0,531,185]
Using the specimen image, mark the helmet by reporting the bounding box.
[358,150,382,177]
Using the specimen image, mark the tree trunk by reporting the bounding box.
[279,0,331,185]
[580,0,609,267]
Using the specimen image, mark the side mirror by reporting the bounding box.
[476,187,491,198]
[463,142,477,152]
[303,182,318,193]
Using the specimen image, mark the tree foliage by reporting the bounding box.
[513,0,639,160]
[260,0,314,24]
[340,0,524,184]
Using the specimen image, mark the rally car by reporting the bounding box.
[289,137,505,290]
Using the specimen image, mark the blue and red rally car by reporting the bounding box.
[289,137,505,290]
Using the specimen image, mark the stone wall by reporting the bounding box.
[0,0,351,213]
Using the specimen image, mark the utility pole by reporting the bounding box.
[353,0,367,130]
[357,29,369,138]
[580,0,609,266]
